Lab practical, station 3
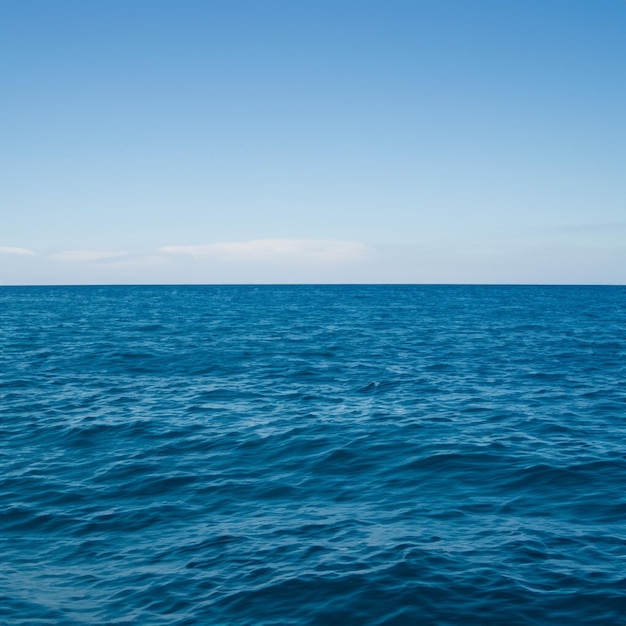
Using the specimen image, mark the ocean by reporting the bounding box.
[1,285,625,625]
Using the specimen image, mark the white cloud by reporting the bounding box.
[0,246,35,256]
[106,255,170,268]
[159,239,373,265]
[51,250,129,263]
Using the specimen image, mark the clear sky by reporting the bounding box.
[1,0,625,284]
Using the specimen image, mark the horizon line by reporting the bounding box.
[1,282,624,288]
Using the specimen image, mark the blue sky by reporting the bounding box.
[1,0,625,284]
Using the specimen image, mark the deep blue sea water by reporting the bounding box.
[1,285,625,625]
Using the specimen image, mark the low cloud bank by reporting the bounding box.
[160,239,373,264]
[1,240,373,267]
[0,246,35,256]
[51,250,130,263]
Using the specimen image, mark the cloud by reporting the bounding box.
[51,250,129,263]
[105,254,170,268]
[0,246,35,256]
[160,239,373,265]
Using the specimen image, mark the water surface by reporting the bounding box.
[1,285,625,624]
